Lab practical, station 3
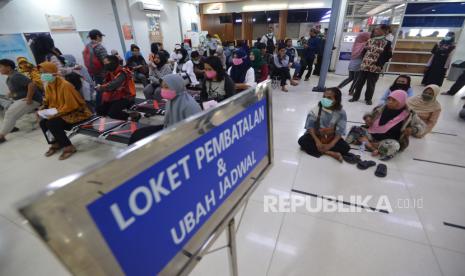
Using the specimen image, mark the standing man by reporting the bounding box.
[0,59,42,143]
[83,29,108,106]
[260,26,277,55]
[350,25,392,105]
[299,28,321,81]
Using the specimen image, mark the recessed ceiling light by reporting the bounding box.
[432,9,436,11]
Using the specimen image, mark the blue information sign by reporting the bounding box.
[87,98,269,275]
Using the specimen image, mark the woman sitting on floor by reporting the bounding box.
[379,75,414,105]
[346,90,415,160]
[200,56,235,104]
[273,45,298,92]
[298,87,350,162]
[144,52,172,101]
[407,84,442,138]
[227,49,256,91]
[38,62,92,160]
[250,48,269,83]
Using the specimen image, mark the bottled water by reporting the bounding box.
[359,141,367,158]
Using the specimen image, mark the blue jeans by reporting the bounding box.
[291,62,301,78]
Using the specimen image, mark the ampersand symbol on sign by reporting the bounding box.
[217,158,227,177]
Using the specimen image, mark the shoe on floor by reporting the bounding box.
[348,98,357,102]
[304,78,309,81]
[366,100,373,105]
[11,127,20,133]
[441,91,452,96]
[0,137,6,144]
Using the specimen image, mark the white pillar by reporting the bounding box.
[330,0,348,70]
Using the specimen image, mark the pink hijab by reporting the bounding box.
[351,32,371,59]
[369,90,409,134]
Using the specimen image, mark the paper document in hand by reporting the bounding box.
[38,108,58,119]
[202,100,218,110]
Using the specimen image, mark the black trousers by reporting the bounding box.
[300,56,315,79]
[351,71,380,101]
[448,71,465,95]
[96,99,133,120]
[276,67,291,86]
[40,118,74,147]
[298,133,350,158]
[129,125,164,145]
[338,71,360,93]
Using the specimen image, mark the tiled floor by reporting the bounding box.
[1,73,465,276]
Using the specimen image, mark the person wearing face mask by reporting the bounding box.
[379,75,414,105]
[250,48,269,83]
[201,56,235,104]
[38,62,92,160]
[260,26,277,55]
[350,25,392,105]
[0,59,43,143]
[170,44,183,63]
[227,49,256,91]
[126,45,149,87]
[407,84,441,137]
[274,46,299,92]
[95,55,137,121]
[349,90,413,160]
[422,32,456,87]
[144,53,172,100]
[224,42,236,67]
[191,51,205,81]
[128,74,202,144]
[214,46,227,69]
[298,87,350,162]
[175,49,199,86]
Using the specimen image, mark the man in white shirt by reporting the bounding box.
[260,26,277,54]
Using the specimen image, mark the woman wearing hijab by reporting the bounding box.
[347,90,413,159]
[128,74,202,144]
[214,46,227,69]
[16,56,43,90]
[379,75,414,105]
[407,84,442,137]
[201,56,235,104]
[337,32,370,95]
[250,48,269,83]
[176,48,199,86]
[144,52,172,100]
[38,62,92,160]
[422,32,456,87]
[227,49,256,91]
[298,87,350,162]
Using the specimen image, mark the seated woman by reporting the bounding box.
[298,87,350,162]
[38,62,92,160]
[128,74,202,144]
[17,56,44,90]
[95,55,137,120]
[191,51,205,82]
[144,52,172,101]
[176,48,199,86]
[227,49,256,91]
[407,84,442,137]
[201,56,235,104]
[250,48,269,83]
[379,75,414,105]
[274,46,298,92]
[346,90,413,160]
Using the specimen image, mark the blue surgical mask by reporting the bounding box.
[320,98,333,108]
[41,73,55,82]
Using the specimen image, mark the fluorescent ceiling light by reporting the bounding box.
[289,3,324,9]
[252,18,256,22]
[206,3,223,13]
[267,17,271,21]
[395,4,405,9]
[242,3,287,11]
[235,19,242,23]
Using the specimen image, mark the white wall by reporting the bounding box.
[0,0,125,93]
[178,2,201,39]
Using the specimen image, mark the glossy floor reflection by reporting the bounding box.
[1,73,465,276]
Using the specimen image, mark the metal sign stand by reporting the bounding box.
[227,218,239,276]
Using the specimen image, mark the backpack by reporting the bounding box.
[266,34,274,47]
[83,44,103,75]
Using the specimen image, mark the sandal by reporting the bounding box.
[357,160,376,170]
[45,145,61,157]
[59,147,77,160]
[375,164,387,177]
[342,153,361,164]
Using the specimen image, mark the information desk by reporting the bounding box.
[18,81,274,276]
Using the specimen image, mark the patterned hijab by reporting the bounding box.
[407,84,441,113]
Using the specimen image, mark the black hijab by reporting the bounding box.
[230,49,251,83]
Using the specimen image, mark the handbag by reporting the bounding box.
[315,106,338,144]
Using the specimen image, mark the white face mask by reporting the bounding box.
[386,34,394,42]
[176,53,183,60]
